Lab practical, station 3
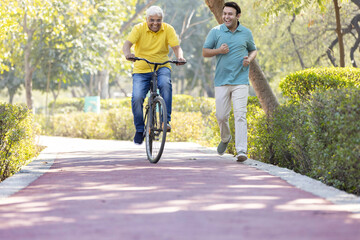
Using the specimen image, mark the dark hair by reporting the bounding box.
[223,1,241,15]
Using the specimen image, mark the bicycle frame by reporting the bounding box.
[142,62,162,138]
[132,56,184,132]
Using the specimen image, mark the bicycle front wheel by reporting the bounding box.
[145,96,167,164]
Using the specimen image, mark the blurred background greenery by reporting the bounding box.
[1,0,360,108]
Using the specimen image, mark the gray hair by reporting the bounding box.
[146,6,164,19]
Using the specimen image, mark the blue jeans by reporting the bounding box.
[131,67,172,132]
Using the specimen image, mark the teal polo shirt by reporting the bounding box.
[203,23,256,87]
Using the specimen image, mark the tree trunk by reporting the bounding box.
[249,60,279,114]
[23,9,36,110]
[333,0,345,67]
[98,70,109,99]
[50,80,62,115]
[89,74,94,96]
[8,87,15,104]
[114,75,129,97]
[45,62,51,116]
[288,14,306,69]
[349,11,360,67]
[205,0,224,24]
[205,0,279,115]
[200,60,215,97]
[24,43,33,110]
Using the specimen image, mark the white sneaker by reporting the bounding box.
[236,152,247,162]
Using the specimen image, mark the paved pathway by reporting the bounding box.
[0,136,359,240]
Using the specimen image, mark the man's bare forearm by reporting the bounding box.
[203,43,229,58]
[122,40,134,59]
[172,45,184,59]
[203,48,224,58]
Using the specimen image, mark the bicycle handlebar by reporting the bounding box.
[128,57,186,65]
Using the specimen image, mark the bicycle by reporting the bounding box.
[130,57,186,164]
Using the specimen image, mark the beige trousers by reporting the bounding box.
[215,85,249,154]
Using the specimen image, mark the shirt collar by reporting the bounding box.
[222,21,242,32]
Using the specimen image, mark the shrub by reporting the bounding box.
[305,88,360,194]
[101,98,131,110]
[250,102,312,172]
[49,95,216,115]
[49,98,84,113]
[38,107,210,143]
[280,67,360,102]
[250,88,360,195]
[106,107,135,140]
[0,103,38,181]
[42,94,216,142]
[173,94,215,115]
[49,97,132,114]
[168,111,205,142]
[49,112,112,139]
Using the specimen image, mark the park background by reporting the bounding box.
[0,0,359,195]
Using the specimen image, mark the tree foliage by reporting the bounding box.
[0,0,22,72]
[1,0,359,107]
[254,0,354,67]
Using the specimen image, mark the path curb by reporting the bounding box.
[201,146,360,213]
[0,147,55,200]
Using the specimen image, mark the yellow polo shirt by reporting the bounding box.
[127,22,180,73]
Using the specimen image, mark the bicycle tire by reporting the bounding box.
[145,96,167,163]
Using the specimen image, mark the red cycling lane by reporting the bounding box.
[0,136,359,240]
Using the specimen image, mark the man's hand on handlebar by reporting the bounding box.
[125,54,136,62]
[127,56,187,66]
[176,57,186,66]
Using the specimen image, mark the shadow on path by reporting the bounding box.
[0,137,359,240]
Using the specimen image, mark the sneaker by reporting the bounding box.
[162,123,171,132]
[236,152,247,162]
[133,131,144,145]
[217,136,232,155]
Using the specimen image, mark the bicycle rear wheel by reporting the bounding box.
[145,96,167,163]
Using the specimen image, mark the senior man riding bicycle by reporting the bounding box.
[122,6,186,145]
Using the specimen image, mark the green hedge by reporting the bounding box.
[49,95,215,114]
[306,88,360,194]
[172,94,215,115]
[251,89,360,195]
[37,95,216,143]
[280,67,360,102]
[49,97,85,113]
[48,97,132,114]
[0,103,38,181]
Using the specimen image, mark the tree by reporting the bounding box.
[326,0,360,67]
[19,0,95,109]
[249,0,359,72]
[204,0,279,115]
[154,0,215,97]
[255,0,349,67]
[0,10,23,102]
[74,0,157,99]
